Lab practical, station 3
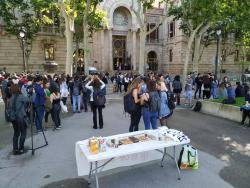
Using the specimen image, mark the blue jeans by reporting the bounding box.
[142,108,158,130]
[73,95,81,112]
[35,106,45,131]
[211,87,218,99]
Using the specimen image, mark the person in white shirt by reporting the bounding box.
[85,75,106,129]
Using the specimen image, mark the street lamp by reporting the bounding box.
[215,28,221,80]
[19,27,27,72]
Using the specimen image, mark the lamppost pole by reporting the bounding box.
[19,27,27,72]
[215,28,221,80]
[21,38,26,72]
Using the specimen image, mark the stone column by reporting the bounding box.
[109,29,113,71]
[132,29,137,71]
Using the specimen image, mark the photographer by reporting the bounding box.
[85,74,106,129]
[33,76,46,133]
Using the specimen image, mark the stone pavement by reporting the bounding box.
[0,101,242,188]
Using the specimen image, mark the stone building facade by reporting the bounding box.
[0,0,241,78]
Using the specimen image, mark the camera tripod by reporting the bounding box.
[27,102,48,155]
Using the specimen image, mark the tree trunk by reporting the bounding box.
[84,0,91,76]
[139,27,146,75]
[192,34,202,73]
[83,25,90,75]
[65,16,73,76]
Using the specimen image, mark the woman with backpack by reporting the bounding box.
[157,82,171,127]
[9,83,29,155]
[172,75,182,105]
[85,75,106,129]
[141,80,161,130]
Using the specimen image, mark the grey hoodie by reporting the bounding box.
[10,94,29,119]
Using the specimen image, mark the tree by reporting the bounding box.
[131,0,169,75]
[58,0,105,75]
[0,0,54,71]
[168,0,222,84]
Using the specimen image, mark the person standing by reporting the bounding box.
[34,76,46,133]
[128,77,142,132]
[44,80,52,128]
[172,75,182,105]
[50,89,61,130]
[158,82,171,127]
[194,73,203,99]
[9,84,29,155]
[141,80,161,130]
[71,76,82,113]
[211,75,218,99]
[185,74,193,107]
[60,76,69,105]
[85,75,106,129]
[123,74,130,92]
[82,80,91,112]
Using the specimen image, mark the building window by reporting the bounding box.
[168,21,175,38]
[234,50,239,61]
[147,23,159,43]
[247,54,250,62]
[169,49,173,62]
[44,44,55,61]
[40,10,60,33]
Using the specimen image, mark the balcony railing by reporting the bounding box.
[146,38,161,44]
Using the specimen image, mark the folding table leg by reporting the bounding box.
[161,148,167,167]
[95,161,100,188]
[174,146,181,180]
[88,162,93,185]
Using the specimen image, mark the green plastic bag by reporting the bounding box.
[178,145,199,170]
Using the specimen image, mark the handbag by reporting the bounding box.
[45,97,52,112]
[178,144,199,170]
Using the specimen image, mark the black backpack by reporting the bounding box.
[6,95,18,122]
[166,92,176,110]
[193,101,202,112]
[124,91,137,114]
[93,89,106,107]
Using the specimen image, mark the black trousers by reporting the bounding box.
[12,118,27,150]
[129,111,141,132]
[51,103,61,128]
[118,83,122,93]
[242,109,250,124]
[203,90,211,99]
[82,96,90,111]
[194,86,202,98]
[45,111,50,123]
[61,97,67,105]
[91,103,103,128]
[124,83,129,92]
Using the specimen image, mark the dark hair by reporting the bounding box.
[92,78,102,90]
[10,84,21,95]
[34,75,42,83]
[174,75,180,81]
[147,80,157,92]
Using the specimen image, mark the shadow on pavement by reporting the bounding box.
[42,178,89,188]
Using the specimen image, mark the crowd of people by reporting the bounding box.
[0,71,108,155]
[1,70,250,155]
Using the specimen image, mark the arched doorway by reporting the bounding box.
[112,7,132,71]
[147,51,158,71]
[73,49,84,74]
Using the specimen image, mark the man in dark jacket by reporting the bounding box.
[235,82,245,97]
[194,73,203,99]
[33,76,46,133]
[70,76,82,113]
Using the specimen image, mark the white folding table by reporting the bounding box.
[75,129,190,188]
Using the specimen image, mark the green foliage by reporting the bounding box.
[210,97,245,107]
[0,0,55,40]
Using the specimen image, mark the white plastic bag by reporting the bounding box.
[60,100,68,113]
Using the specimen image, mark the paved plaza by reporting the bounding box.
[0,99,249,188]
